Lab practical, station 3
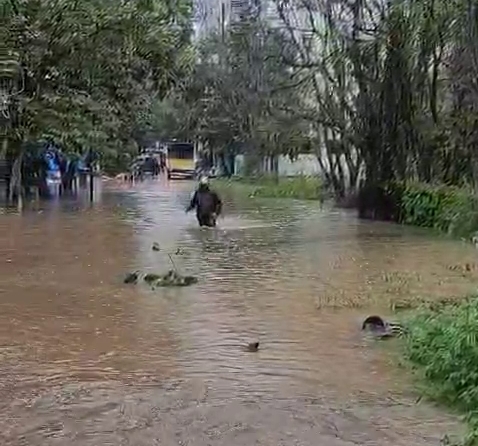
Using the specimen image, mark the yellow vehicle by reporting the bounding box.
[165,142,197,180]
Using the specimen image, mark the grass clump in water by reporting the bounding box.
[214,175,324,201]
[403,297,478,445]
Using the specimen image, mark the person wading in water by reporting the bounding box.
[186,177,222,228]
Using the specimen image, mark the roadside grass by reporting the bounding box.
[212,175,325,201]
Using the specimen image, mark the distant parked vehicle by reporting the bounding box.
[130,155,160,178]
[165,142,196,180]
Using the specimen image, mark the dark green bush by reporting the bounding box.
[388,182,478,239]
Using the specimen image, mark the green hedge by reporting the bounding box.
[404,298,478,445]
[387,182,478,239]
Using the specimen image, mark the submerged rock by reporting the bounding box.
[362,315,406,340]
[362,315,386,331]
[123,271,140,284]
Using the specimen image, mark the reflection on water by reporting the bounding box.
[0,178,468,445]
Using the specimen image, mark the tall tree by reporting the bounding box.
[1,0,194,176]
[161,14,312,174]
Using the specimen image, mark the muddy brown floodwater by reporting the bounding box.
[0,178,475,445]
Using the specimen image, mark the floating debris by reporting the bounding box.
[150,270,198,288]
[472,232,478,248]
[390,300,414,312]
[124,270,198,288]
[123,271,140,284]
[448,262,477,273]
[152,242,160,251]
[143,273,162,284]
[244,341,260,352]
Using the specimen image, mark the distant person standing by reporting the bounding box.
[62,155,79,192]
[152,156,160,177]
[159,151,167,174]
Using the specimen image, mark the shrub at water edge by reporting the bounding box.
[404,297,478,445]
[359,181,478,240]
[397,183,478,238]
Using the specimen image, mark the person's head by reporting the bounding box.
[198,176,210,191]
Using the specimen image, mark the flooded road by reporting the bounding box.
[0,178,473,445]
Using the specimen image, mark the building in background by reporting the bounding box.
[193,0,275,39]
[193,0,225,39]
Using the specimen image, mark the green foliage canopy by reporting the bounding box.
[1,0,194,163]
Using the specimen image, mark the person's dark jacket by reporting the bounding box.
[186,183,222,217]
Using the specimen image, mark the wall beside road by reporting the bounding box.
[277,155,322,177]
[233,154,322,177]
